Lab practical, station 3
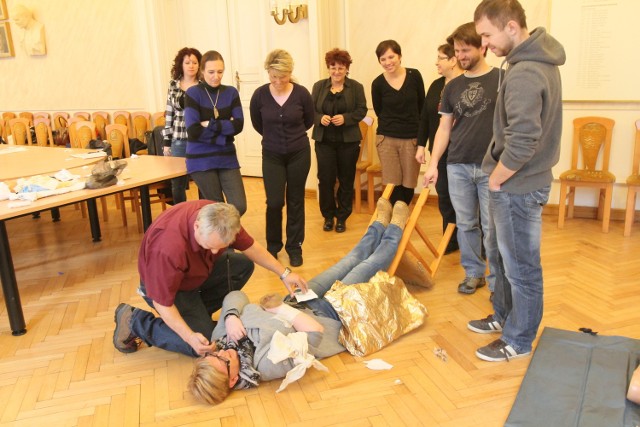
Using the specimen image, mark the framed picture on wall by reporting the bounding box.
[0,0,8,20]
[0,22,14,58]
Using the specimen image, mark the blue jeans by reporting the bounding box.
[130,251,254,357]
[447,163,495,290]
[303,222,403,320]
[170,139,188,204]
[488,186,550,353]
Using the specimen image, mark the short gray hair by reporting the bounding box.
[196,203,241,244]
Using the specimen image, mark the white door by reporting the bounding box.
[226,0,266,177]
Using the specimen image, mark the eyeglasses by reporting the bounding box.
[437,56,450,61]
[205,352,230,378]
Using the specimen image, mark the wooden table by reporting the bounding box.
[0,145,105,181]
[0,155,187,335]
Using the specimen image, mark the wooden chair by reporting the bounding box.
[131,111,151,141]
[33,118,55,146]
[106,124,143,231]
[354,116,374,214]
[52,112,70,131]
[73,112,91,120]
[0,118,5,142]
[151,112,166,128]
[113,111,131,134]
[2,112,16,141]
[70,120,97,149]
[558,117,616,233]
[624,119,640,236]
[34,112,51,122]
[2,112,16,121]
[373,184,455,284]
[92,111,110,140]
[8,118,33,145]
[365,161,383,214]
[18,112,34,126]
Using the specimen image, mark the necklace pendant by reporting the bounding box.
[214,107,219,119]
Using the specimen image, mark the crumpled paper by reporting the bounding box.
[324,271,428,357]
[9,174,85,201]
[267,331,328,392]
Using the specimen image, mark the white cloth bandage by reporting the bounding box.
[267,331,328,392]
[271,303,301,327]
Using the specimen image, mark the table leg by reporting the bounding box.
[140,185,152,231]
[51,208,61,222]
[0,221,27,336]
[86,199,102,242]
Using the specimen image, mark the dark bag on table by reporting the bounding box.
[86,139,113,157]
[85,159,128,189]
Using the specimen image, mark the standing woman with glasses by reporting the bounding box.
[184,50,247,215]
[250,49,314,267]
[371,40,425,205]
[162,47,202,204]
[311,48,367,234]
[416,43,463,254]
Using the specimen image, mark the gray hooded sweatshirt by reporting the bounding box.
[482,27,566,194]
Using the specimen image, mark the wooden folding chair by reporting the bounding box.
[371,184,455,284]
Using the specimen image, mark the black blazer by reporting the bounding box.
[311,77,367,143]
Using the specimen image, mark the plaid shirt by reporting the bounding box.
[162,79,189,146]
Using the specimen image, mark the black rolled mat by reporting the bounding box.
[506,327,640,427]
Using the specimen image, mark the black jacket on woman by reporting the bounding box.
[311,77,367,143]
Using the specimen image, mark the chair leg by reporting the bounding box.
[354,173,362,214]
[602,185,612,233]
[624,187,637,237]
[367,172,376,214]
[100,197,109,222]
[567,186,576,219]
[558,182,567,229]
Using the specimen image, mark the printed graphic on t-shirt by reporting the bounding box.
[456,82,492,118]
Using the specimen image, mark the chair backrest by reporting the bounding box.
[572,116,615,172]
[632,119,640,176]
[2,112,16,121]
[9,118,33,145]
[18,112,34,126]
[71,120,97,149]
[105,124,131,159]
[151,112,166,128]
[92,111,110,140]
[131,112,151,141]
[52,112,70,131]
[113,111,131,131]
[73,112,91,120]
[34,112,51,122]
[33,118,54,146]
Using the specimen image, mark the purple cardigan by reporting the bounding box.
[249,83,314,154]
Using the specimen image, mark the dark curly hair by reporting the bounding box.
[324,48,352,69]
[170,47,202,80]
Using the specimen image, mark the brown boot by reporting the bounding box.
[390,201,409,229]
[375,198,392,227]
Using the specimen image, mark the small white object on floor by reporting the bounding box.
[363,359,393,370]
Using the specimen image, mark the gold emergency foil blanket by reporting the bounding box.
[324,271,428,356]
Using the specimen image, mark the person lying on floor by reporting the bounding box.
[187,198,410,404]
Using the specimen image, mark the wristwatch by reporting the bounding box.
[279,267,291,281]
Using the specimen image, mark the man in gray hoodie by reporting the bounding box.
[467,0,566,362]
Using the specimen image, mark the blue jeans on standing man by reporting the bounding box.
[487,186,550,353]
[297,221,402,320]
[447,163,495,290]
[170,139,189,204]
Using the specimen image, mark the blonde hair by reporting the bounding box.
[264,49,294,75]
[188,357,231,405]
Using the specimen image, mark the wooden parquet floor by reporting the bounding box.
[1,177,639,426]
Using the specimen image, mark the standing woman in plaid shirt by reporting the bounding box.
[162,47,202,204]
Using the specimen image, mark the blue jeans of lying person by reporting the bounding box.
[302,221,403,320]
[487,186,550,354]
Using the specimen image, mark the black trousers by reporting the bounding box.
[315,140,360,222]
[262,146,311,256]
[436,150,458,244]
